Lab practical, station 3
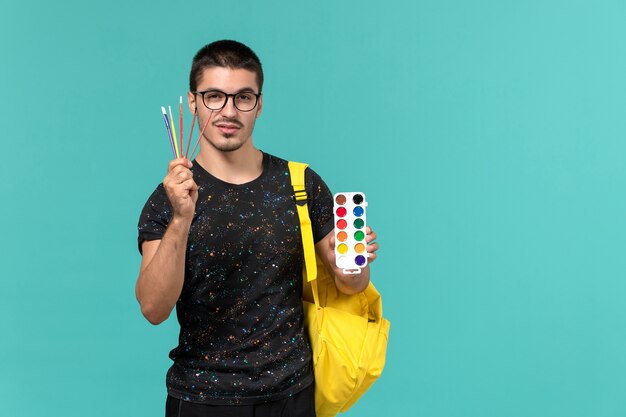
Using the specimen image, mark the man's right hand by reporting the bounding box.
[163,157,198,221]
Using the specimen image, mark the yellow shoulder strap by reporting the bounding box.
[288,161,318,284]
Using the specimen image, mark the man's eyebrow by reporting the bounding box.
[235,87,258,93]
[201,87,258,93]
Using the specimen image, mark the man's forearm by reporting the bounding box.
[136,217,191,324]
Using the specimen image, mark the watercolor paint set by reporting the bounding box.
[333,192,368,274]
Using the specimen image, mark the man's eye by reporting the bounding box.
[237,94,252,101]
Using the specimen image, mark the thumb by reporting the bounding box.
[189,181,199,204]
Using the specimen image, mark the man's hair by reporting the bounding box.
[189,40,264,93]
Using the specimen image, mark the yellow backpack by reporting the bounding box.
[288,161,391,417]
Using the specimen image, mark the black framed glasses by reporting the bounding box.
[192,89,261,112]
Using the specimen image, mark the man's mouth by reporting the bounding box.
[214,121,242,135]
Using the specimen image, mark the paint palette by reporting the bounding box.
[333,192,368,274]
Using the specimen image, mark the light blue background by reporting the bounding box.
[2,1,626,416]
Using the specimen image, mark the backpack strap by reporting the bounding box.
[288,161,321,307]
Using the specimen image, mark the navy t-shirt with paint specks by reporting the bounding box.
[137,152,334,405]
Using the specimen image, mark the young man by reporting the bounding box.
[136,40,379,417]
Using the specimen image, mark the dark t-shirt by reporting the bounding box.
[137,152,333,405]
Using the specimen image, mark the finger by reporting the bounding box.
[189,187,199,205]
[367,252,377,263]
[169,179,198,202]
[166,166,193,183]
[167,158,185,172]
[365,230,377,244]
[366,242,379,253]
[179,178,198,193]
[168,163,192,176]
[163,171,194,197]
[168,157,193,173]
[175,169,193,183]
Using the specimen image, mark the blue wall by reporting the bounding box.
[2,1,626,415]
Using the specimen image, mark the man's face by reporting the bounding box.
[188,67,263,153]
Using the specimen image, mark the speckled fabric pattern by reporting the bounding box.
[138,152,333,405]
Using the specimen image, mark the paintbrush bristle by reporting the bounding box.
[161,106,167,114]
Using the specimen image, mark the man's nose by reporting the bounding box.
[220,95,238,117]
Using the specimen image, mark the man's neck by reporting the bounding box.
[195,143,264,185]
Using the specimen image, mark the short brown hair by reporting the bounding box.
[189,40,264,93]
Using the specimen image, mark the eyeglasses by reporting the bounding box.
[192,89,261,112]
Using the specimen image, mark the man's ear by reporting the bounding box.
[255,94,263,118]
[187,91,197,114]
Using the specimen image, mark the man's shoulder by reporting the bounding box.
[263,151,315,174]
[142,182,168,206]
[265,152,294,167]
[262,152,329,190]
[264,152,309,178]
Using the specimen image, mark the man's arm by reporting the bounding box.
[136,218,190,324]
[136,158,197,325]
[315,226,379,295]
